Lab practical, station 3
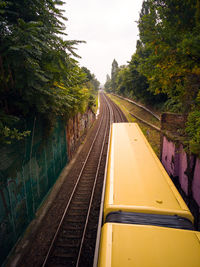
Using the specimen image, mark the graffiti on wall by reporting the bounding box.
[161,113,200,229]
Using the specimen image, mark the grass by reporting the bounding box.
[108,93,161,157]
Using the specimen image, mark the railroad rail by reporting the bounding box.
[103,93,127,123]
[41,91,127,267]
[129,112,161,132]
[109,93,161,131]
[112,93,161,121]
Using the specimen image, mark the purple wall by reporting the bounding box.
[178,145,188,195]
[162,136,178,177]
[162,138,200,200]
[193,158,200,207]
[161,112,200,228]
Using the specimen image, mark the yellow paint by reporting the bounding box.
[98,223,200,267]
[104,123,193,222]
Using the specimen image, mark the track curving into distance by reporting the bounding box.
[42,91,126,267]
[103,93,128,122]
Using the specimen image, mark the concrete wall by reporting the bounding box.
[0,108,96,266]
[0,118,67,266]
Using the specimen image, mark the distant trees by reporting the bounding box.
[138,0,200,112]
[104,0,200,155]
[0,0,99,144]
[138,0,200,155]
[81,67,100,92]
[111,59,119,92]
[104,74,112,92]
[105,56,166,105]
[81,66,100,108]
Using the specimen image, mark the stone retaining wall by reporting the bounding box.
[66,108,95,160]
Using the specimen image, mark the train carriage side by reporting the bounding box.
[104,123,193,225]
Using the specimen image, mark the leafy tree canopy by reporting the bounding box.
[137,0,200,155]
[104,0,200,155]
[0,0,98,144]
[138,0,200,112]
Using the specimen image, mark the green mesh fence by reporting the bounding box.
[0,117,68,266]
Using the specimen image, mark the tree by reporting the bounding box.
[81,66,100,91]
[0,0,93,144]
[111,59,119,92]
[104,74,112,92]
[116,66,129,95]
[81,67,93,81]
[137,0,200,154]
[138,0,200,112]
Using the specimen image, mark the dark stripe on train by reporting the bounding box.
[105,211,194,230]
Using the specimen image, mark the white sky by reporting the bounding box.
[64,0,144,84]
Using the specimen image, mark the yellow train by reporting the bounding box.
[94,123,200,267]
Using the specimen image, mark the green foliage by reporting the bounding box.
[105,0,199,154]
[0,112,30,144]
[105,52,167,107]
[137,0,200,112]
[81,66,100,109]
[0,126,30,144]
[104,0,200,155]
[185,91,200,155]
[111,59,119,91]
[81,66,100,91]
[136,0,200,154]
[116,66,130,95]
[110,59,119,92]
[0,0,97,144]
[104,74,112,92]
[186,110,200,156]
[81,67,93,81]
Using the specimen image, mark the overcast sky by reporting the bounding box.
[64,0,144,85]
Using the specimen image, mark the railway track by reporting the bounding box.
[103,93,127,122]
[112,93,160,121]
[40,92,127,267]
[109,93,161,131]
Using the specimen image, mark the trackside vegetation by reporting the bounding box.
[0,0,99,144]
[105,0,200,156]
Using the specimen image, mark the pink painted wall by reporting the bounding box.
[162,138,200,209]
[192,158,200,206]
[162,138,188,195]
[161,112,200,214]
[162,136,179,177]
[178,145,188,195]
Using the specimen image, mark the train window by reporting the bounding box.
[105,211,194,230]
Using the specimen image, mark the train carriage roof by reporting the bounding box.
[104,123,193,222]
[98,223,200,267]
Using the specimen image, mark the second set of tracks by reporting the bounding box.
[42,92,127,267]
